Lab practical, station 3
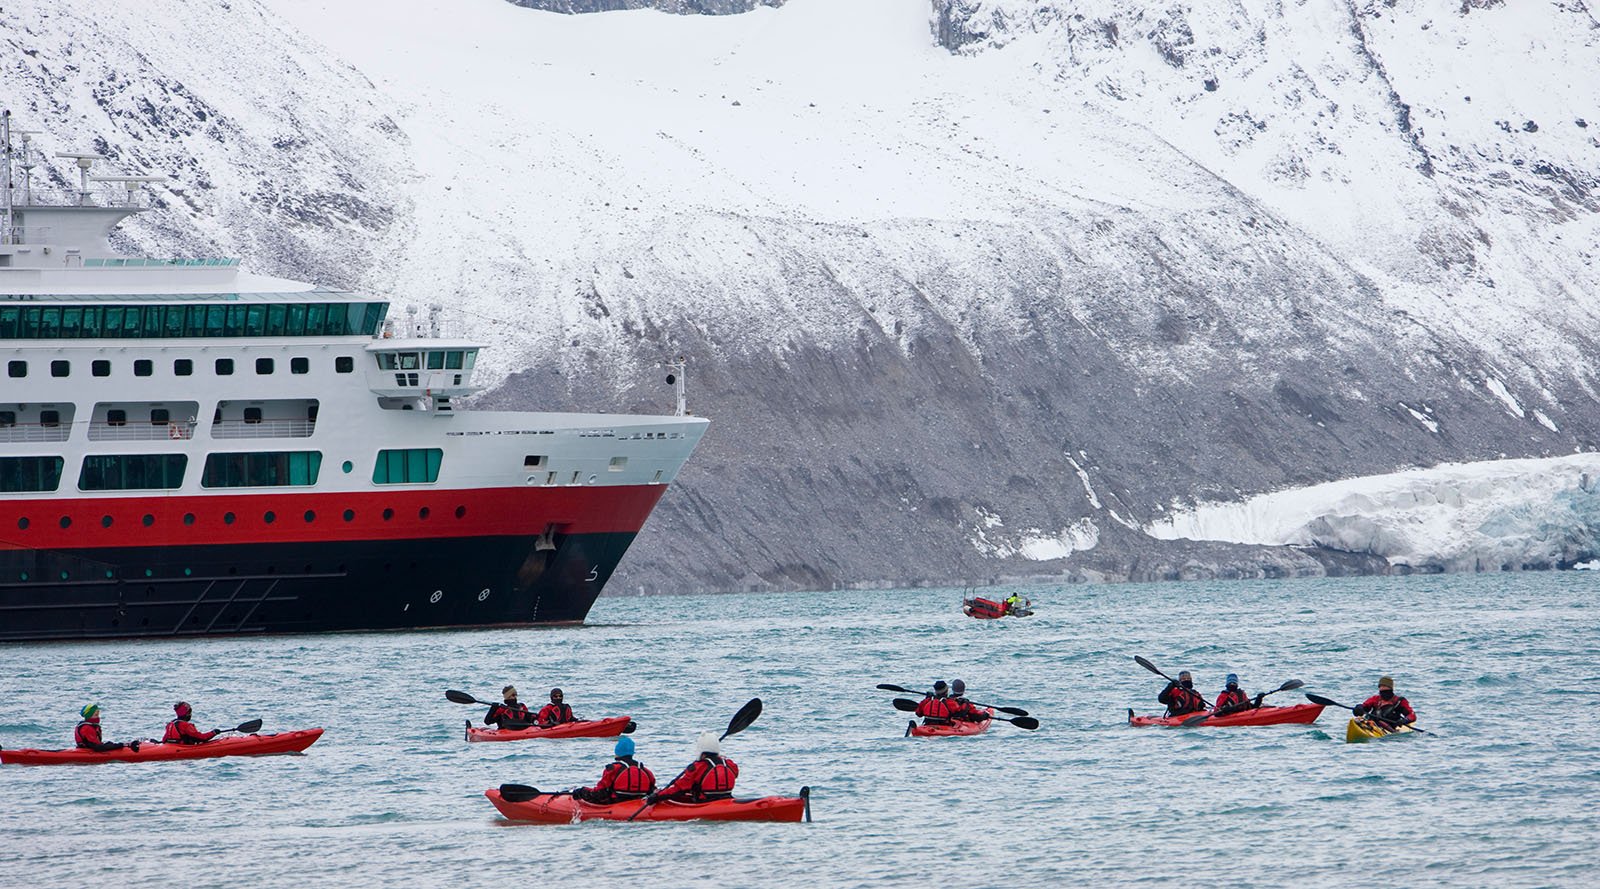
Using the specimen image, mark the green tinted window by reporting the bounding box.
[201,451,322,488]
[78,454,187,491]
[372,448,443,484]
[0,303,389,339]
[0,456,65,492]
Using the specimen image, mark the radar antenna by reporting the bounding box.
[54,151,107,205]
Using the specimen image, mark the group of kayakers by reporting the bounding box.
[482,686,576,730]
[914,679,987,725]
[1156,671,1417,726]
[73,701,223,752]
[480,683,742,805]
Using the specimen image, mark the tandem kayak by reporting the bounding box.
[1128,704,1325,727]
[907,709,994,737]
[1345,717,1419,743]
[0,728,324,765]
[484,787,811,823]
[465,717,634,743]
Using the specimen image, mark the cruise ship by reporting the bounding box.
[0,113,708,642]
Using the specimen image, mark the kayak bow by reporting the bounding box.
[1345,717,1420,743]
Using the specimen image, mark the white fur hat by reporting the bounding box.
[695,731,721,755]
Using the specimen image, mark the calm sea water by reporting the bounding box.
[2,572,1596,887]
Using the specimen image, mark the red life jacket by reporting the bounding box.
[694,756,738,799]
[916,695,956,722]
[1215,689,1249,710]
[75,720,102,749]
[538,702,574,726]
[163,718,215,744]
[1162,684,1206,716]
[612,761,656,797]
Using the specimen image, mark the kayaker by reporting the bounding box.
[1158,670,1207,717]
[948,679,982,722]
[484,686,531,729]
[1353,676,1416,726]
[1213,674,1261,713]
[536,688,576,727]
[161,701,221,745]
[648,732,739,804]
[74,704,138,753]
[572,735,656,804]
[915,679,959,725]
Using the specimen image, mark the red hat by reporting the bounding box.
[175,701,192,718]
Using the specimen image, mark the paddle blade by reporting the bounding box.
[1305,693,1349,710]
[1008,716,1040,730]
[1134,656,1164,677]
[993,706,1030,717]
[1278,679,1306,692]
[891,698,920,713]
[1180,712,1212,727]
[498,783,541,803]
[445,690,480,705]
[721,698,763,740]
[876,684,917,694]
[235,718,264,734]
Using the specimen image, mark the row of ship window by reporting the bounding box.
[0,448,442,492]
[6,355,357,378]
[13,503,470,534]
[0,302,387,340]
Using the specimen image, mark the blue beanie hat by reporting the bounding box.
[1225,673,1239,686]
[614,736,635,758]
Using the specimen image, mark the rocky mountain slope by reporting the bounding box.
[4,0,1597,594]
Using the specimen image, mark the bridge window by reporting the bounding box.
[0,302,389,339]
[202,451,323,488]
[372,448,443,484]
[0,456,64,492]
[79,454,188,491]
[446,351,464,369]
[426,351,445,370]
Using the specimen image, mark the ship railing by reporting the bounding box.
[81,257,240,268]
[0,423,72,443]
[86,421,197,442]
[210,420,317,439]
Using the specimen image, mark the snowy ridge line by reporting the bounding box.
[1146,453,1600,571]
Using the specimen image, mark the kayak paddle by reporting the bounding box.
[499,783,576,803]
[875,683,1030,716]
[1305,693,1431,734]
[627,698,764,822]
[216,718,264,735]
[891,698,1038,730]
[447,689,538,730]
[1178,679,1305,726]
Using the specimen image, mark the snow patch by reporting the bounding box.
[1399,402,1439,434]
[1067,456,1102,508]
[1534,410,1559,433]
[1147,454,1600,571]
[1484,378,1526,419]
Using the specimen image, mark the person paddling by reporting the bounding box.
[1158,670,1207,717]
[573,736,656,804]
[161,701,221,745]
[1353,676,1416,727]
[914,679,959,726]
[648,732,739,804]
[1213,674,1261,713]
[948,679,983,722]
[74,704,138,753]
[536,688,576,727]
[484,686,531,729]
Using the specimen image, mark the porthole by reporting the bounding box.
[59,516,71,529]
[224,512,236,525]
[429,590,443,604]
[454,506,466,519]
[60,570,69,580]
[104,569,114,579]
[343,509,355,522]
[16,517,28,530]
[303,510,316,523]
[419,506,431,520]
[477,588,490,602]
[142,514,154,527]
[183,513,195,525]
[587,474,598,484]
[101,515,113,528]
[183,568,192,576]
[342,461,353,474]
[19,572,28,581]
[382,508,394,521]
[144,568,153,577]
[263,511,276,524]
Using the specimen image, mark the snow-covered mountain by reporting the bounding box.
[4,0,1598,592]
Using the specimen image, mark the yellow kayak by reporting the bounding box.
[1345,717,1419,743]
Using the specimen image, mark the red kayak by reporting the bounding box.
[484,787,811,823]
[1127,704,1325,727]
[465,717,633,743]
[907,709,994,737]
[0,728,324,765]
